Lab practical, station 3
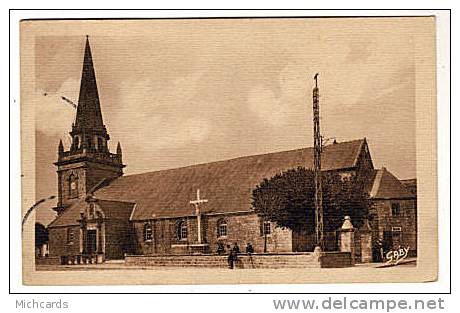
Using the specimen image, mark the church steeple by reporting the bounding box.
[74,36,106,134]
[54,36,124,214]
[70,36,109,153]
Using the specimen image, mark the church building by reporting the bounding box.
[47,38,417,261]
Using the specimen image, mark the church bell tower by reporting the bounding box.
[54,36,125,215]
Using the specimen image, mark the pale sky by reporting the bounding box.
[34,18,417,225]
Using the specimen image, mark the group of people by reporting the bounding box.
[216,242,254,269]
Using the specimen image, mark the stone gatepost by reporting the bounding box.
[359,219,372,263]
[340,216,355,265]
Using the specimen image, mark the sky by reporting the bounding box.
[33,18,417,225]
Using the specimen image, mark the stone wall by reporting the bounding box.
[35,256,61,266]
[132,212,292,255]
[48,225,80,257]
[125,252,352,269]
[48,219,134,260]
[104,219,133,259]
[57,159,123,208]
[133,219,173,255]
[369,199,417,254]
[205,213,292,254]
[57,163,87,207]
[319,252,353,268]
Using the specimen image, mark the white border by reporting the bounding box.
[7,9,450,295]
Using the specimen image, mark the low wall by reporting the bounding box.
[125,252,353,269]
[35,257,61,266]
[319,252,353,268]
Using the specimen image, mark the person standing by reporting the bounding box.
[227,245,234,269]
[228,242,240,269]
[217,242,225,255]
[245,242,254,255]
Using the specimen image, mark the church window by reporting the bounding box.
[217,219,227,238]
[263,221,271,236]
[66,228,75,244]
[68,174,79,198]
[391,203,401,216]
[178,221,188,241]
[144,223,153,242]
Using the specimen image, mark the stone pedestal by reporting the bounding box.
[96,253,105,264]
[339,216,355,265]
[359,219,372,263]
[313,245,323,261]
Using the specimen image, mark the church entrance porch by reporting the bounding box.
[77,200,107,263]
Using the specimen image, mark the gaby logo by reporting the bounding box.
[385,246,410,265]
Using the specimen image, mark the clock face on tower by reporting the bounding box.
[70,181,77,190]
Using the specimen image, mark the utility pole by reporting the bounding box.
[312,73,324,251]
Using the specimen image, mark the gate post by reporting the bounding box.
[339,216,355,265]
[359,218,373,263]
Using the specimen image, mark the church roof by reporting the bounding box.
[48,199,135,228]
[367,167,415,200]
[93,139,367,221]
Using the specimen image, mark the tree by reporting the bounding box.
[251,167,369,251]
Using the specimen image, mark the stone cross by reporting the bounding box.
[190,189,208,244]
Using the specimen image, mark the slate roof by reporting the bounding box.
[367,168,415,200]
[93,139,367,221]
[48,199,136,227]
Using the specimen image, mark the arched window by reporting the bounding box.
[144,223,153,242]
[217,219,227,238]
[68,174,79,198]
[178,221,188,241]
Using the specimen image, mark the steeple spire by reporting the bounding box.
[58,139,64,155]
[116,142,122,162]
[54,36,125,215]
[74,36,106,133]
